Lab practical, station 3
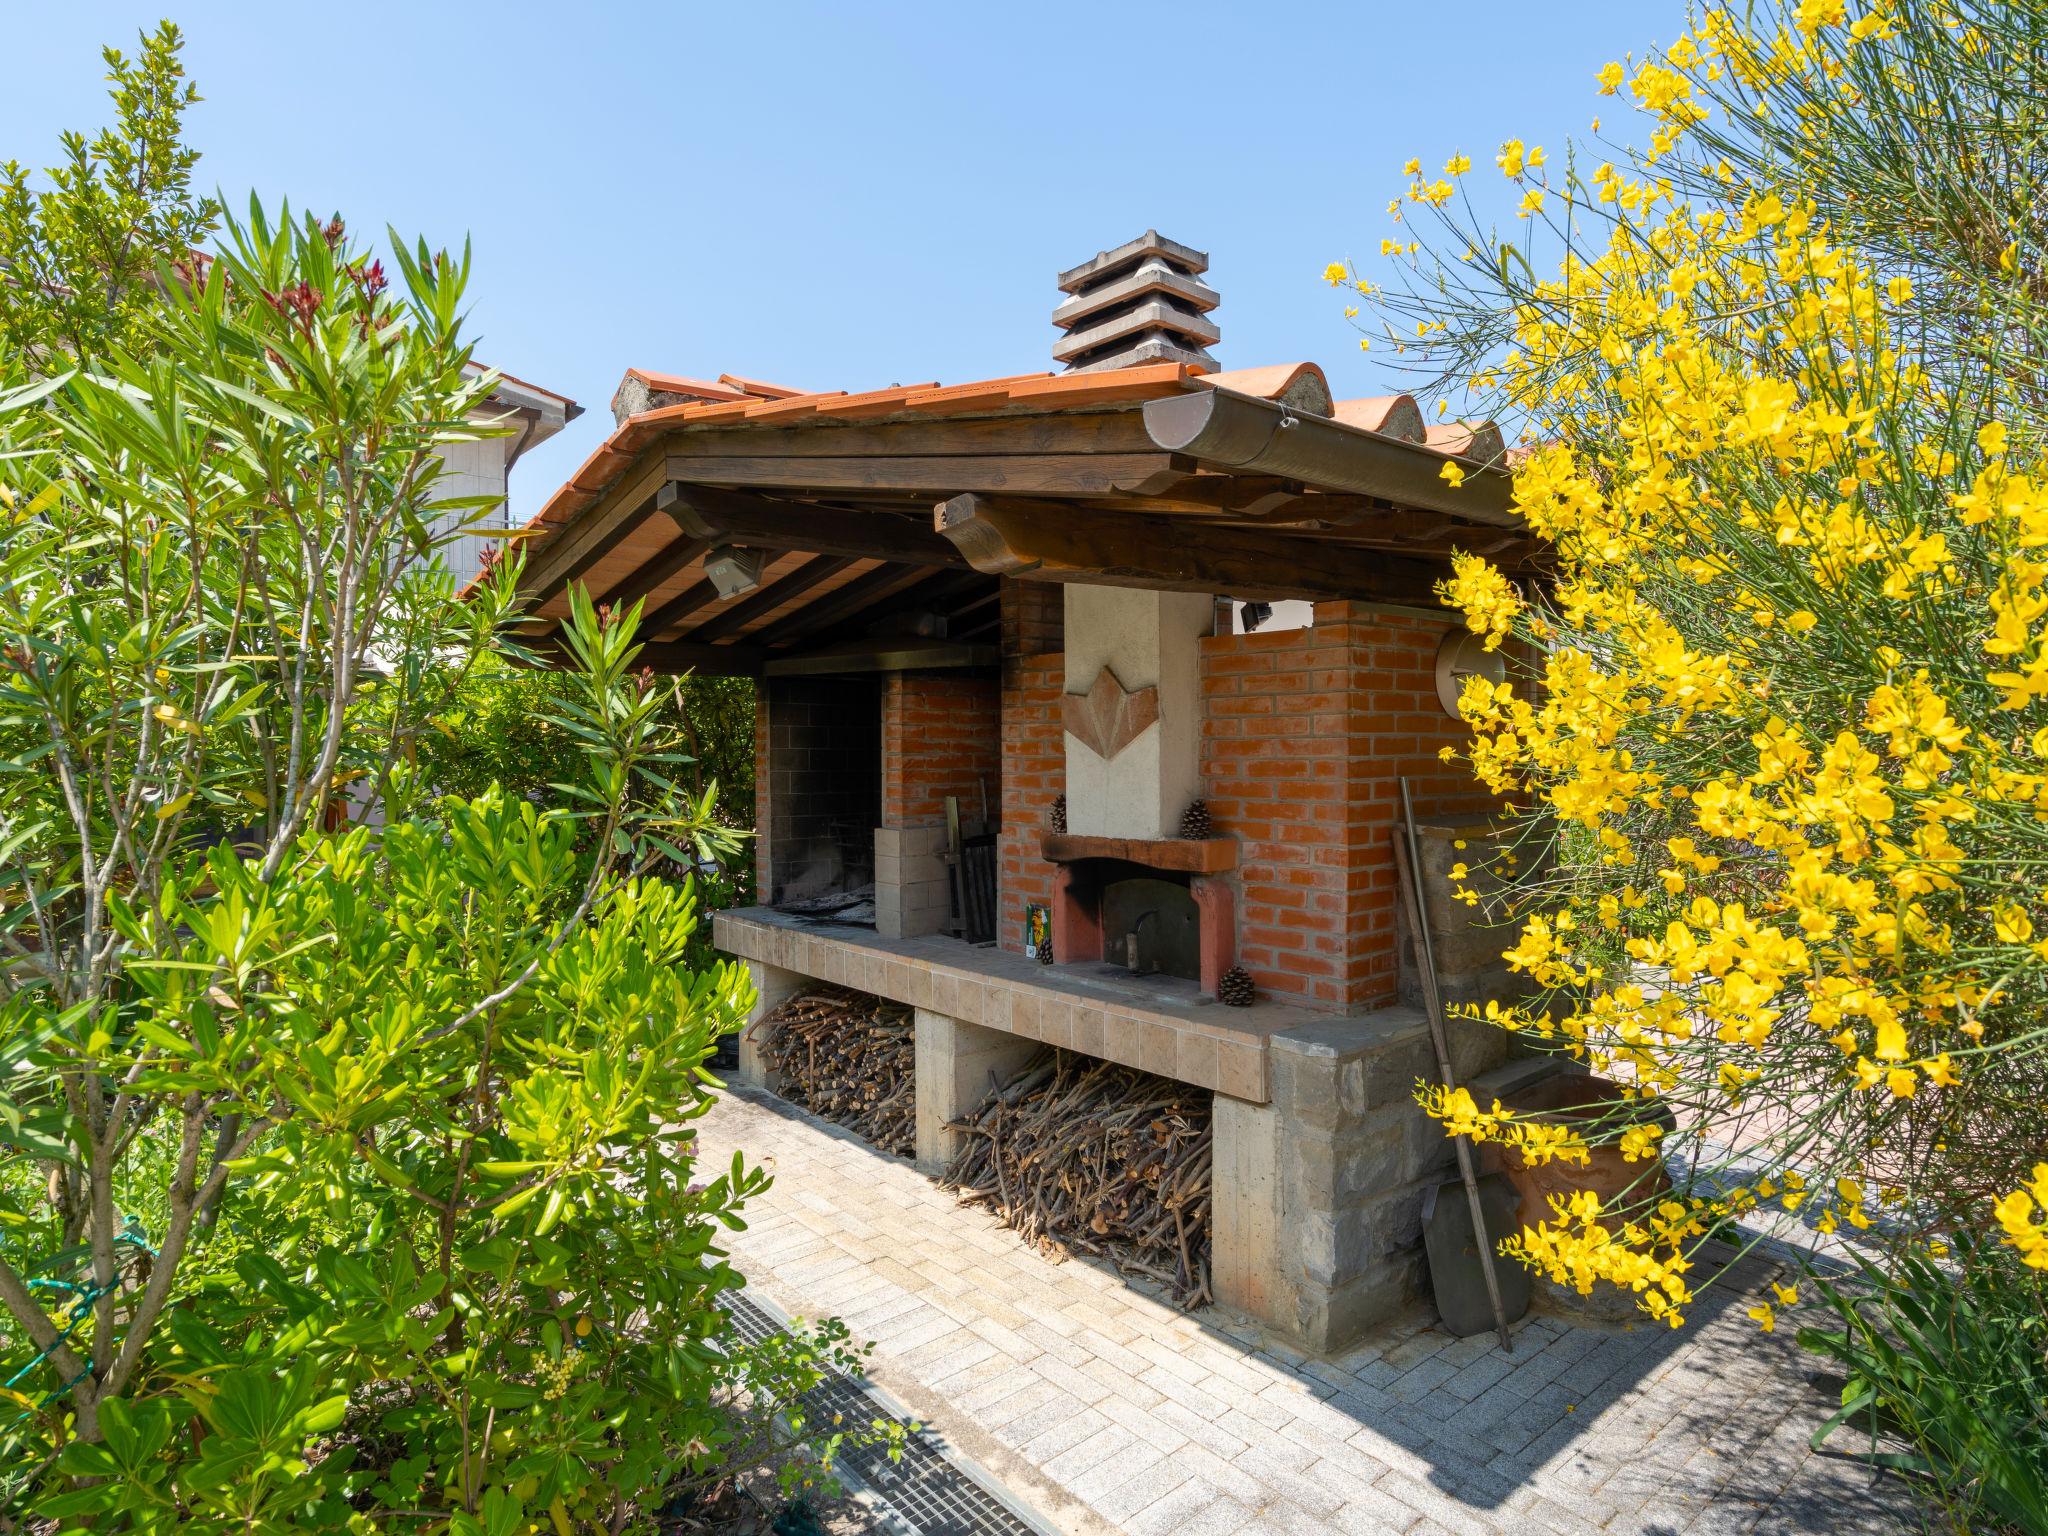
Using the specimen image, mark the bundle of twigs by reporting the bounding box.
[751,988,916,1157]
[940,1049,1213,1309]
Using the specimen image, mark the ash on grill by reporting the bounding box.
[750,988,915,1157]
[941,1050,1213,1309]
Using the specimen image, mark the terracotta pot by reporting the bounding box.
[1496,1072,1677,1322]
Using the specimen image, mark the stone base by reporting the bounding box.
[1214,1007,1509,1355]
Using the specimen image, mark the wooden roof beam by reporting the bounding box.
[658,482,968,567]
[663,451,1188,499]
[934,493,1453,606]
[596,535,713,610]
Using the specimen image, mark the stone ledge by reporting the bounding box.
[716,905,1289,1101]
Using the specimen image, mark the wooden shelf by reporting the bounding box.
[1041,833,1237,874]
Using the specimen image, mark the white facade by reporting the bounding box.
[427,367,580,589]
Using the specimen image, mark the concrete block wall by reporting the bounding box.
[875,823,952,939]
[912,1009,1042,1174]
[1198,604,1494,1011]
[758,677,882,904]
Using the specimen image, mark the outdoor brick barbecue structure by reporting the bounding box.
[506,239,1546,1354]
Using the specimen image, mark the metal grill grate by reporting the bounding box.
[722,1290,1053,1536]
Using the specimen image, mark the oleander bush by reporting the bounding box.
[0,33,886,1531]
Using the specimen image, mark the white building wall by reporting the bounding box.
[428,435,512,590]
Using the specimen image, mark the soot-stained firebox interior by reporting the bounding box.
[765,676,881,909]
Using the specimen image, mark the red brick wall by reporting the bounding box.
[997,579,1066,953]
[880,672,1000,829]
[1199,604,1489,1009]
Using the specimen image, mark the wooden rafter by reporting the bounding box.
[598,535,713,611]
[762,563,951,648]
[684,554,859,644]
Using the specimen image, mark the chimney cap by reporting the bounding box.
[1056,229,1210,294]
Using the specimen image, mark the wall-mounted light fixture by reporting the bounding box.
[1434,630,1507,717]
[704,545,766,599]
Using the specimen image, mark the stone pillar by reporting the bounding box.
[1064,585,1211,839]
[1211,1093,1288,1327]
[913,1008,1043,1175]
[736,958,807,1092]
[1213,1010,1512,1355]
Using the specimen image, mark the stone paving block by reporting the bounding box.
[1229,1443,1346,1519]
[1233,1508,1334,1536]
[694,1087,1918,1536]
[926,1349,1020,1400]
[1152,1397,1253,1460]
[1065,1443,1169,1509]
[1088,1456,1199,1525]
[869,1310,959,1354]
[908,1333,999,1383]
[1331,1495,1423,1534]
[1042,1424,1144,1485]
[1074,1326,1155,1379]
[1507,1491,1609,1536]
[1385,1353,1462,1403]
[1032,1353,1116,1407]
[995,1390,1086,1450]
[1374,1467,1505,1532]
[1125,1479,1257,1536]
[1018,1404,1111,1464]
[977,1376,1066,1432]
[1441,1348,1521,1402]
[1140,1365,1230,1421]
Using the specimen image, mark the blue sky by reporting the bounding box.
[7,3,1681,518]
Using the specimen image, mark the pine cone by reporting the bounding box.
[1049,794,1067,835]
[1179,799,1212,839]
[1218,965,1255,1007]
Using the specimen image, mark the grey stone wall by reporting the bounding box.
[1254,1007,1508,1352]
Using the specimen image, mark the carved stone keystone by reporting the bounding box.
[1061,664,1159,760]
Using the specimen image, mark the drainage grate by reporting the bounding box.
[723,1289,1053,1536]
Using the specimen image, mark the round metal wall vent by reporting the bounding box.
[1435,631,1506,718]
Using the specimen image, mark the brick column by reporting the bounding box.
[1198,605,1492,1011]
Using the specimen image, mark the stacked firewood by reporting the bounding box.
[752,988,916,1157]
[941,1050,1213,1309]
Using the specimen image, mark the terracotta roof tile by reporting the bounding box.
[717,373,806,399]
[1425,420,1506,462]
[1332,394,1424,441]
[1194,362,1328,413]
[622,369,750,403]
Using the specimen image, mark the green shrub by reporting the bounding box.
[1800,1238,2048,1535]
[0,172,884,1531]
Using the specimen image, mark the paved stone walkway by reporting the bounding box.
[697,1087,1926,1536]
